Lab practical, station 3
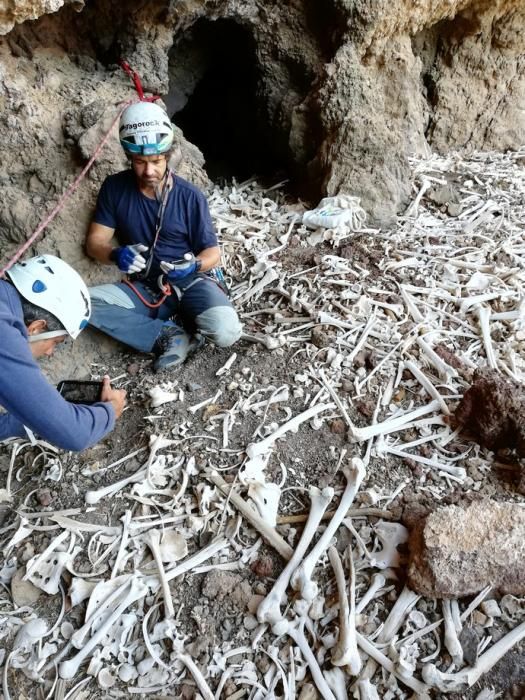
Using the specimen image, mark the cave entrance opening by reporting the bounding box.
[167,18,290,186]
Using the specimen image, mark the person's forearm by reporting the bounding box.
[86,238,115,265]
[197,246,221,272]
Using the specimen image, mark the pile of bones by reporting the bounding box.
[1,147,525,699]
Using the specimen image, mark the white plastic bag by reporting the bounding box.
[302,195,366,230]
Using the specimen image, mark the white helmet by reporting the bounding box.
[119,101,174,156]
[7,254,91,340]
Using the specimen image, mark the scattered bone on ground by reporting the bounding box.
[1,149,525,698]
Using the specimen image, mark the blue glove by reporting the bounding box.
[160,254,199,281]
[110,244,148,274]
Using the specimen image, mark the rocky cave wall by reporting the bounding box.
[0,0,524,261]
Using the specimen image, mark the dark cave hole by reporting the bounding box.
[168,19,291,186]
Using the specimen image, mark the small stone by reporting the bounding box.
[311,327,331,348]
[11,568,41,606]
[36,488,52,507]
[250,555,274,577]
[329,418,346,435]
[186,381,202,392]
[126,362,140,376]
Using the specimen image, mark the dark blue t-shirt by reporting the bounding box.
[93,170,218,279]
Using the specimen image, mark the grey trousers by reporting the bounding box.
[89,274,242,353]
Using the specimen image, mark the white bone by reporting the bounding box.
[207,472,293,560]
[328,546,361,674]
[358,679,381,700]
[356,632,430,695]
[60,576,148,679]
[216,352,237,375]
[247,481,281,527]
[348,400,442,443]
[356,573,386,613]
[143,529,174,618]
[324,667,347,700]
[475,304,498,370]
[246,403,335,458]
[274,617,336,700]
[404,360,451,415]
[148,386,178,408]
[443,599,464,666]
[422,620,525,692]
[417,337,458,381]
[291,459,365,600]
[370,521,408,569]
[257,487,333,624]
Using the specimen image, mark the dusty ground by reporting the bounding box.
[1,152,525,699]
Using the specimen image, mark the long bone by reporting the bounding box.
[347,400,442,444]
[207,472,293,560]
[273,617,337,700]
[360,586,420,682]
[417,337,458,382]
[356,631,430,695]
[475,304,498,370]
[422,620,525,692]
[59,575,148,679]
[328,546,361,674]
[356,573,386,613]
[442,599,463,666]
[246,403,336,458]
[143,529,174,619]
[257,487,333,625]
[403,360,451,415]
[291,459,365,601]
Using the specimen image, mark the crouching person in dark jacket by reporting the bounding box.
[0,254,126,451]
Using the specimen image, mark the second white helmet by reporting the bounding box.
[119,101,174,156]
[7,254,91,339]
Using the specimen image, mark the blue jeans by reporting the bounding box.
[89,274,242,353]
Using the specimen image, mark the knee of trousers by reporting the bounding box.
[194,306,242,347]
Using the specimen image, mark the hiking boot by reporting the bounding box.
[152,324,190,371]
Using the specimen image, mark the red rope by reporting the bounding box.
[119,60,160,102]
[0,60,159,278]
[0,100,132,279]
[122,278,172,308]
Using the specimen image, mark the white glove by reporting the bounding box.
[111,244,149,274]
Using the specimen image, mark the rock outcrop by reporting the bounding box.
[408,500,525,598]
[1,0,524,229]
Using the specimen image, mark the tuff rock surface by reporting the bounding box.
[408,500,525,598]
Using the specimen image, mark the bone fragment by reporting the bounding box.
[246,403,335,458]
[442,599,464,666]
[422,620,525,692]
[59,576,148,679]
[143,529,174,618]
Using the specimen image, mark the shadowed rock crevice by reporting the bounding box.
[168,19,291,185]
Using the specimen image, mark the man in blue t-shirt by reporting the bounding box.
[86,101,242,371]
